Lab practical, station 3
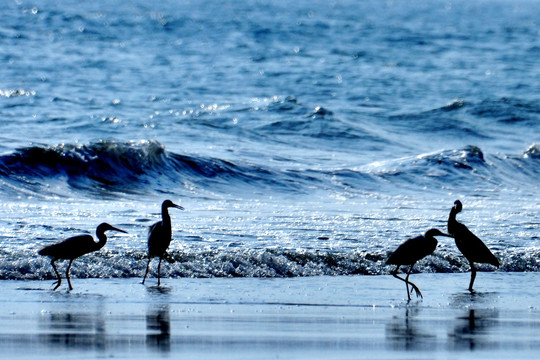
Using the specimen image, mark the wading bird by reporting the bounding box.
[142,200,184,286]
[448,200,499,292]
[38,223,127,290]
[386,228,452,300]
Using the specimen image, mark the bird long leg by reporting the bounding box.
[142,257,152,284]
[391,266,411,300]
[50,259,62,290]
[468,261,477,292]
[65,259,74,291]
[391,265,422,300]
[157,257,163,286]
[405,265,423,299]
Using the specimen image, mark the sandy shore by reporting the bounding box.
[0,273,539,359]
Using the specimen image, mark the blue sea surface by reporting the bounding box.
[0,0,539,280]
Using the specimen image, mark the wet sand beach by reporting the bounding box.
[1,273,539,359]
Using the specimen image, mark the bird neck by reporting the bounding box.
[161,204,171,226]
[95,230,108,250]
[448,208,458,234]
[449,208,456,221]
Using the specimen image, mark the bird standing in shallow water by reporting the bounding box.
[38,223,126,290]
[142,200,184,286]
[448,200,499,292]
[386,228,452,300]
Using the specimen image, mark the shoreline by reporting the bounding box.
[1,273,539,359]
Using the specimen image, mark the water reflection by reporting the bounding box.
[39,312,106,351]
[448,309,498,351]
[38,302,172,353]
[145,285,173,295]
[385,306,436,351]
[146,305,171,353]
[449,290,497,308]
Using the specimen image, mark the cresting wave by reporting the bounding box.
[0,140,304,197]
[0,141,539,198]
[361,144,540,192]
[1,246,539,281]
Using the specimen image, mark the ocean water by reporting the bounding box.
[1,0,539,281]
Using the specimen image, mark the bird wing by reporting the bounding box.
[148,221,170,257]
[148,221,161,236]
[386,235,436,266]
[38,234,95,259]
[454,223,499,266]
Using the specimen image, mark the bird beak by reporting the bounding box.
[173,204,185,210]
[111,226,128,234]
[439,233,453,237]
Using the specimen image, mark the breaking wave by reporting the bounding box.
[0,141,538,198]
[1,245,538,281]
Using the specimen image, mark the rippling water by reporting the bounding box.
[1,0,539,280]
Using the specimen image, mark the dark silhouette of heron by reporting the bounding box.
[386,228,451,300]
[142,200,184,286]
[448,200,499,292]
[38,223,127,290]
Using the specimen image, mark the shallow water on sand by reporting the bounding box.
[1,273,539,359]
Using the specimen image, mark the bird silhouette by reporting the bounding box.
[448,200,499,292]
[38,223,127,290]
[386,228,452,300]
[142,200,184,286]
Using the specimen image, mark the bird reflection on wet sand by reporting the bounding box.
[448,309,498,351]
[385,307,436,351]
[39,312,106,351]
[385,290,500,353]
[449,290,497,308]
[37,306,172,354]
[146,305,171,353]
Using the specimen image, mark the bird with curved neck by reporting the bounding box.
[38,223,127,290]
[448,200,499,292]
[142,200,184,286]
[387,228,452,300]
